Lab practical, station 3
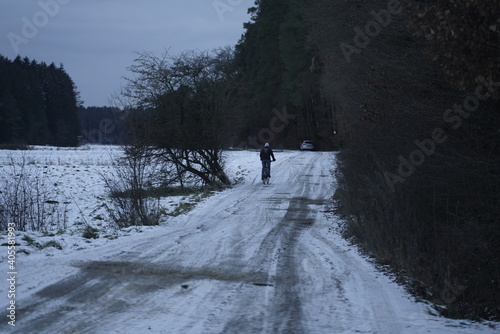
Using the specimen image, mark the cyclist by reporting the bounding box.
[260,142,276,180]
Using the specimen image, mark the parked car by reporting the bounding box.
[300,140,314,151]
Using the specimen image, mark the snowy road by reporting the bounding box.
[1,151,497,333]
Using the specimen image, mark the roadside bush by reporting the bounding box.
[82,225,100,239]
[103,145,162,228]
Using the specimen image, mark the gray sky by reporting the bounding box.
[1,0,253,107]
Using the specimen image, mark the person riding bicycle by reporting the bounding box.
[260,142,276,180]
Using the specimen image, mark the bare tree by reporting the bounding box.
[121,47,239,187]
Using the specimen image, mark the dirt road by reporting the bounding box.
[2,151,489,334]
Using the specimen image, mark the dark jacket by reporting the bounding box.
[260,147,276,161]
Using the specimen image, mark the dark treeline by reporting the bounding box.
[302,0,498,321]
[0,55,81,147]
[233,0,336,150]
[78,106,128,145]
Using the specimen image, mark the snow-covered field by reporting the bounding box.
[0,146,497,333]
[0,145,230,253]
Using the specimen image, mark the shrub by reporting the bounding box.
[82,226,99,239]
[0,153,67,232]
[102,146,162,228]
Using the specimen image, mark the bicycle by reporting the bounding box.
[262,160,272,185]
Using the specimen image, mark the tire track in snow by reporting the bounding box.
[0,152,334,333]
[306,224,405,333]
[221,156,319,333]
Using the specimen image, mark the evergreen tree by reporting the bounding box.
[0,55,81,147]
[234,0,332,148]
[0,91,23,143]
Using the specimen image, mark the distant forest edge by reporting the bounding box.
[78,106,128,145]
[0,55,81,147]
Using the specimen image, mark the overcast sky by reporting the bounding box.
[1,0,253,107]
